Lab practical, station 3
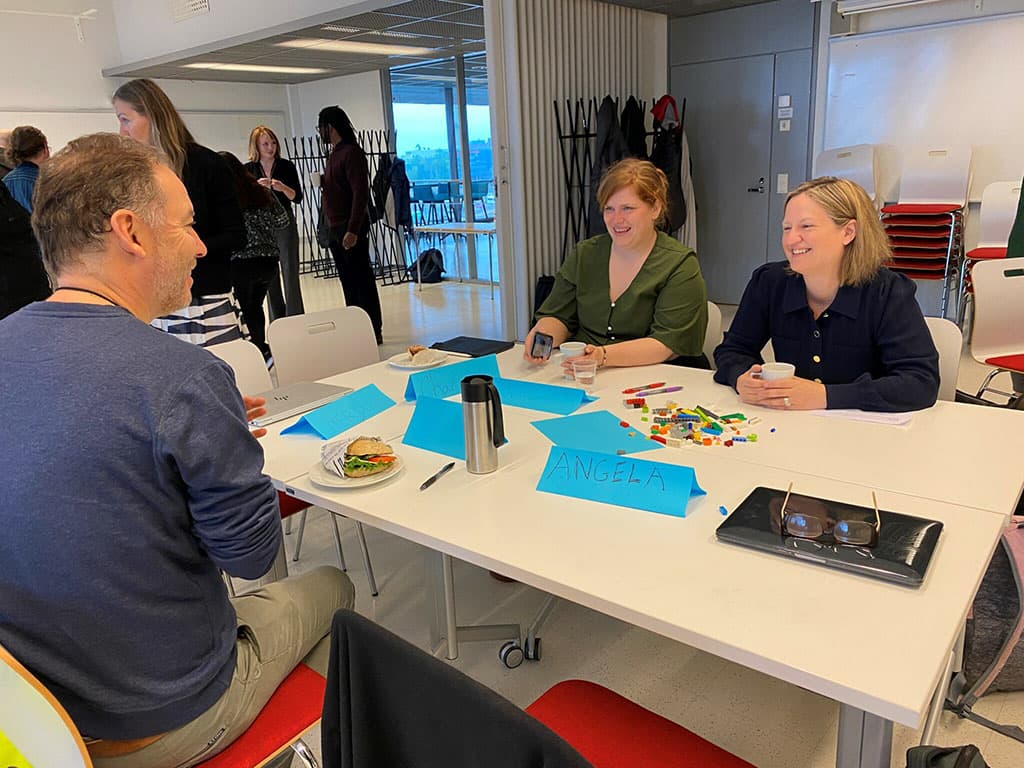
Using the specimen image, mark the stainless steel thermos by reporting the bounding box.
[461,375,505,474]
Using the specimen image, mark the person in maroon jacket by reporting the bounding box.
[317,106,383,344]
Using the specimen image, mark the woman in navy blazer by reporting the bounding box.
[713,176,939,413]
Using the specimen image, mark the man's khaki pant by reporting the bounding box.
[94,566,354,768]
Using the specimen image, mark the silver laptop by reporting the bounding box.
[249,382,352,427]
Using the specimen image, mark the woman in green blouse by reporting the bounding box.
[525,158,708,371]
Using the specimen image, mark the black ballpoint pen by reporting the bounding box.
[419,462,456,491]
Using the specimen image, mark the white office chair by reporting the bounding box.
[957,180,1023,326]
[969,257,1024,403]
[0,642,92,768]
[207,339,376,595]
[814,144,879,207]
[703,301,723,369]
[267,307,380,387]
[923,316,962,403]
[265,308,382,594]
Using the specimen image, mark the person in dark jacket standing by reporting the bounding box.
[222,151,289,363]
[318,106,383,344]
[0,180,50,319]
[3,125,49,212]
[113,78,247,347]
[246,125,305,319]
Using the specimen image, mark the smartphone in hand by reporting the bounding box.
[529,332,554,360]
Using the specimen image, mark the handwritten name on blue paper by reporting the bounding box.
[404,355,500,401]
[536,447,705,518]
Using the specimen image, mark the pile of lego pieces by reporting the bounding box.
[620,400,767,448]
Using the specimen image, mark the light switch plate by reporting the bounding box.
[777,174,789,194]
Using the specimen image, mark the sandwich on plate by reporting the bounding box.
[341,436,399,478]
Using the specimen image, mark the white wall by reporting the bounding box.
[110,0,387,66]
[289,70,387,143]
[0,1,290,162]
[823,12,1024,204]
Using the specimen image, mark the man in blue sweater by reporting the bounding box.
[0,133,354,767]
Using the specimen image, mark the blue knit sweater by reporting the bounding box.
[0,302,282,738]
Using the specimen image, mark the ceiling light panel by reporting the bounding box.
[183,62,330,74]
[277,37,437,56]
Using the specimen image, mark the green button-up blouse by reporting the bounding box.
[536,232,708,357]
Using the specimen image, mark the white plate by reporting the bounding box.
[307,456,405,489]
[387,350,449,369]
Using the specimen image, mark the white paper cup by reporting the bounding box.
[758,362,796,381]
[558,342,586,379]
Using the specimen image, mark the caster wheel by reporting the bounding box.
[499,640,524,668]
[525,637,542,661]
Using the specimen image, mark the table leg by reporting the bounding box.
[836,704,892,768]
[489,233,495,301]
[454,235,464,282]
[414,230,423,292]
[430,552,522,662]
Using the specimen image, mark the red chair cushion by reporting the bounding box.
[197,664,325,768]
[984,354,1024,374]
[881,203,961,214]
[527,680,754,768]
[965,247,1007,261]
[277,491,311,520]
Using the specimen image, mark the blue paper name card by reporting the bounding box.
[404,355,500,401]
[281,384,396,440]
[536,446,705,518]
[532,410,661,454]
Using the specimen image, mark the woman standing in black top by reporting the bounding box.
[317,106,383,344]
[113,78,246,347]
[221,152,289,362]
[245,125,304,319]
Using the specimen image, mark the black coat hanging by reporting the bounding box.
[588,95,630,237]
[649,94,686,233]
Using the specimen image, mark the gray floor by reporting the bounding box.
[270,273,1024,768]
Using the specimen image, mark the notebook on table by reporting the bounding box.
[430,336,515,358]
[716,486,943,587]
[249,382,352,428]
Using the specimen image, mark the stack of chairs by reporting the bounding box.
[879,145,973,319]
[957,180,1022,327]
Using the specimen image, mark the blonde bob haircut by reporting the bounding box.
[596,158,669,228]
[112,78,195,177]
[785,176,890,286]
[248,125,281,163]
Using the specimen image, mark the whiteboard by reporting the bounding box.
[0,109,287,165]
[824,15,1024,202]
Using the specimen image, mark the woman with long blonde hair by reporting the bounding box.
[113,78,246,346]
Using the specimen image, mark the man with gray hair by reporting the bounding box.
[0,133,353,767]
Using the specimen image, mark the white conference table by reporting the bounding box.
[259,349,1021,768]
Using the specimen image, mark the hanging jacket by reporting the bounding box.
[588,95,630,237]
[620,96,648,160]
[388,158,413,229]
[649,94,687,234]
[369,153,394,225]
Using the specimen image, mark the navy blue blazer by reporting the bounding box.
[713,262,940,412]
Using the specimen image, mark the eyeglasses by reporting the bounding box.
[778,482,881,547]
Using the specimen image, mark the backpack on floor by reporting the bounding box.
[906,744,988,768]
[406,248,445,284]
[946,516,1024,743]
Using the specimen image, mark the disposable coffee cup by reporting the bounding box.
[559,342,586,379]
[757,362,796,381]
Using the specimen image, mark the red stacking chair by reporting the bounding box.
[957,180,1022,327]
[527,679,755,768]
[196,664,325,768]
[880,146,972,319]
